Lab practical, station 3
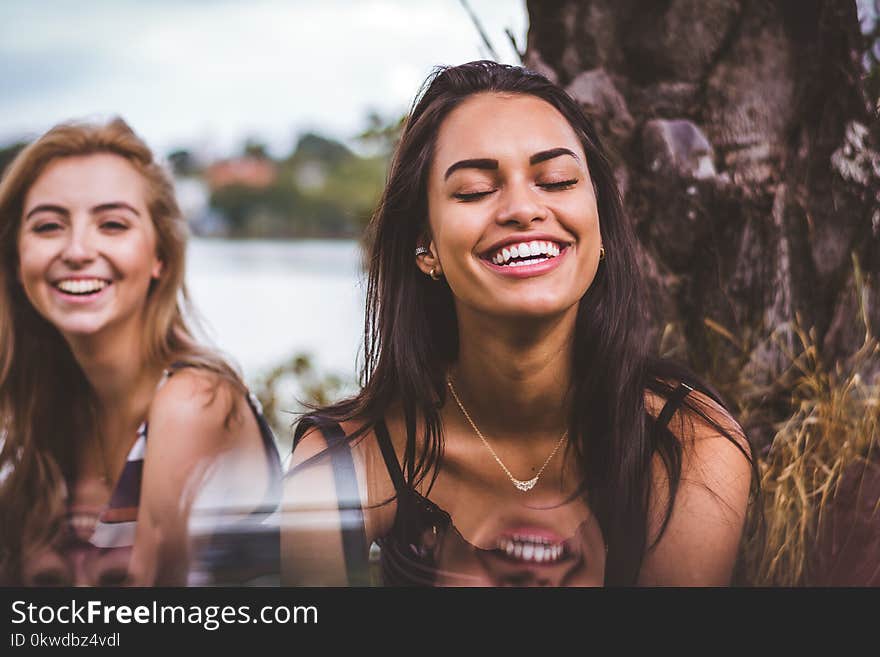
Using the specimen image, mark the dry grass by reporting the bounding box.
[736,325,879,585]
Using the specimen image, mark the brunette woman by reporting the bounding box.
[282,61,755,586]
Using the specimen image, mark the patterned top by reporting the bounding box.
[88,366,283,585]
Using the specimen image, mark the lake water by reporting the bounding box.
[185,238,366,391]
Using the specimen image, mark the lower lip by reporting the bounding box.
[51,283,111,304]
[481,247,569,278]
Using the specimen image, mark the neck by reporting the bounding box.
[449,305,576,441]
[65,318,163,427]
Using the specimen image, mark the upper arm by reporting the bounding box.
[281,422,396,586]
[130,370,268,584]
[281,426,357,586]
[638,389,753,586]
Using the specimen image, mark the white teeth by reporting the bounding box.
[56,278,109,295]
[496,536,565,563]
[490,241,564,265]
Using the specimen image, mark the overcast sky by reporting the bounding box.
[0,0,527,157]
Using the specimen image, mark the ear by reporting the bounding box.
[151,257,164,280]
[415,239,442,277]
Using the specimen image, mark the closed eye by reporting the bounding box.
[539,179,579,190]
[453,190,495,201]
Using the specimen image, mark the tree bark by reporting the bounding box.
[526,0,880,441]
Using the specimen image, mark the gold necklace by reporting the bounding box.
[446,377,567,492]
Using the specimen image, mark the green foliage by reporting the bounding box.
[207,114,403,239]
[252,353,347,447]
[167,149,198,177]
[289,132,352,166]
[209,179,304,237]
[356,111,405,157]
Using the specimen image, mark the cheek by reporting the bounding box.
[430,209,482,266]
[16,238,48,289]
[112,236,160,279]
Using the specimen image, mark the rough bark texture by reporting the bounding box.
[526,0,880,443]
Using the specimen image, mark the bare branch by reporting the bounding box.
[459,0,500,61]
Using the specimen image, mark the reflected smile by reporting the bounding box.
[495,533,568,564]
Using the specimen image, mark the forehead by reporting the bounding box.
[24,153,147,208]
[432,92,585,169]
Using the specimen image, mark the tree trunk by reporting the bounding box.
[526,0,880,442]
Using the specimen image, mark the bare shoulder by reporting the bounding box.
[149,368,247,442]
[645,385,751,462]
[289,417,364,469]
[284,414,399,542]
[640,384,754,585]
[288,415,398,471]
[132,367,265,584]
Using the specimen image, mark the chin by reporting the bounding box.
[497,301,576,320]
[48,316,113,339]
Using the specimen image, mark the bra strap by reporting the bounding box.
[295,417,371,586]
[374,419,407,496]
[655,382,694,430]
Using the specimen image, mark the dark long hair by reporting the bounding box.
[299,61,755,584]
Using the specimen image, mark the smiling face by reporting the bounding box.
[16,153,162,342]
[422,92,602,320]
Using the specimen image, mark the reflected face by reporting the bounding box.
[20,524,132,587]
[17,154,162,340]
[425,92,602,319]
[20,476,133,587]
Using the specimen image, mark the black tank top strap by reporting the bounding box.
[246,392,282,514]
[373,419,408,496]
[655,382,694,430]
[292,415,371,585]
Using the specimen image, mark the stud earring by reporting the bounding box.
[415,246,430,257]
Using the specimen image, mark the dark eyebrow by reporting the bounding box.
[530,147,580,165]
[24,204,68,220]
[24,201,141,221]
[444,158,498,180]
[92,202,140,216]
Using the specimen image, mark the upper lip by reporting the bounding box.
[479,233,572,259]
[51,275,112,284]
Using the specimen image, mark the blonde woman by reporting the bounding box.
[0,119,281,586]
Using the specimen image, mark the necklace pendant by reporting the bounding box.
[513,476,539,492]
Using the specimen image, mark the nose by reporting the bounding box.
[60,223,97,267]
[494,179,548,227]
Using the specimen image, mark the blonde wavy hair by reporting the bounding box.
[0,118,243,582]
